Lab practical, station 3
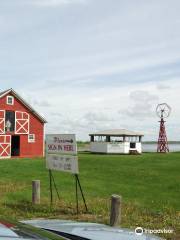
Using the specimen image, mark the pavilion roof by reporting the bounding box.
[89,129,144,137]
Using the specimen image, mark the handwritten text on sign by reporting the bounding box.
[46,134,77,155]
[46,154,79,174]
[46,134,79,174]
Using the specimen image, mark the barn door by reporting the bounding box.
[0,110,5,134]
[15,111,29,134]
[0,135,11,158]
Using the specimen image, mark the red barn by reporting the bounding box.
[0,89,47,159]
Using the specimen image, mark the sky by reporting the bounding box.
[1,0,180,140]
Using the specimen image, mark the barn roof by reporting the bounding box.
[89,129,144,136]
[0,88,47,123]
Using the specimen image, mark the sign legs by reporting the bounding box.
[48,170,88,214]
[49,170,60,206]
[75,174,79,214]
[49,170,53,205]
[74,174,88,214]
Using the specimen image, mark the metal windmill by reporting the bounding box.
[156,103,171,153]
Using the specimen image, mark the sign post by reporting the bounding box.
[45,134,87,213]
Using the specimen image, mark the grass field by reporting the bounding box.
[0,152,179,239]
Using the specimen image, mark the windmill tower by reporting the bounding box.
[156,103,171,153]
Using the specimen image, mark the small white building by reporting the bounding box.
[89,129,144,154]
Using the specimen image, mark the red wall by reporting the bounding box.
[0,93,45,158]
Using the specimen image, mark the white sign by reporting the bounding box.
[46,134,79,174]
[46,134,77,155]
[46,154,79,174]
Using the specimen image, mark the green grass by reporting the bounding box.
[0,152,179,239]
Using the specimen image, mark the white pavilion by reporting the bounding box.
[89,129,144,154]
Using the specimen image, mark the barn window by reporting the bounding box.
[5,111,15,132]
[28,134,35,143]
[7,96,14,105]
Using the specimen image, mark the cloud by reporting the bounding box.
[156,83,171,90]
[121,90,159,120]
[32,99,52,107]
[19,92,52,108]
[29,0,88,7]
[83,112,115,123]
[43,109,118,140]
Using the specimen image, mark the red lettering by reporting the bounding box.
[64,145,73,151]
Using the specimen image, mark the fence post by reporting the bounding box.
[32,180,40,204]
[110,194,122,226]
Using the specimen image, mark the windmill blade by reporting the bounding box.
[156,103,171,119]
